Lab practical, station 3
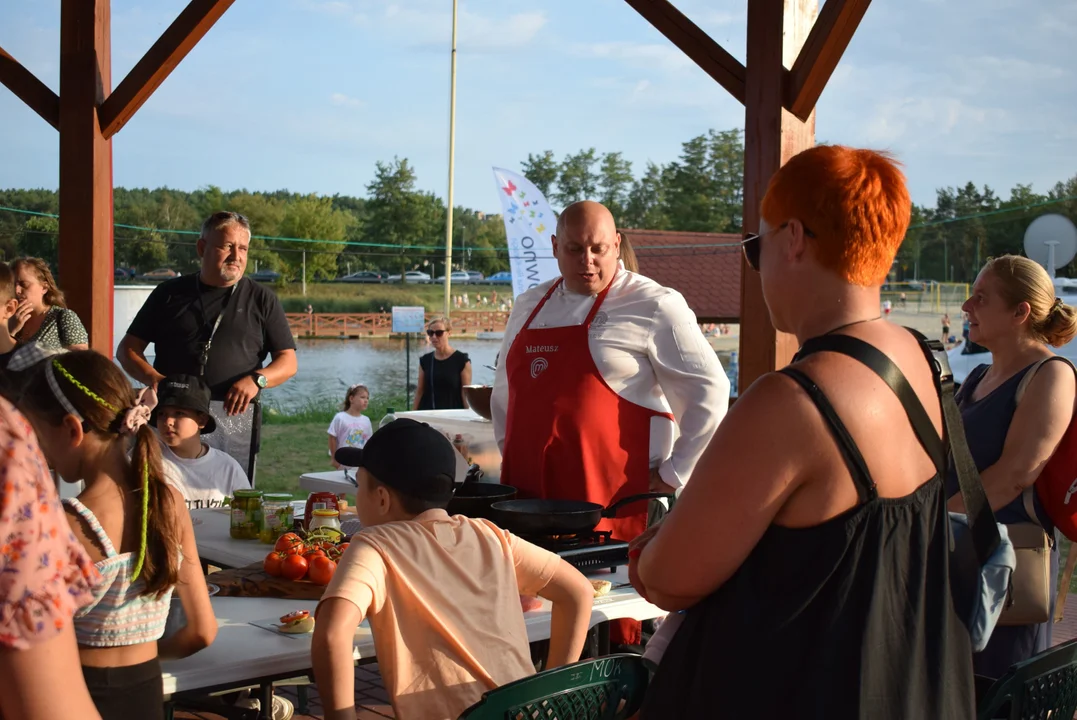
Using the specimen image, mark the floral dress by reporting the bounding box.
[21,307,88,350]
[0,397,98,649]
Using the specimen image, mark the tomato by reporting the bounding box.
[263,551,285,577]
[275,533,304,555]
[303,547,327,562]
[280,610,310,624]
[327,542,349,562]
[308,556,337,586]
[281,554,309,581]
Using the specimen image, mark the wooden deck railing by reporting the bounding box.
[286,312,511,337]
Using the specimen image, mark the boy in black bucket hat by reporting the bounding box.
[313,418,594,720]
[154,374,249,508]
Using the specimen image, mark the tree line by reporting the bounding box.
[0,126,1074,283]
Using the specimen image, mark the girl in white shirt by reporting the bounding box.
[328,384,373,469]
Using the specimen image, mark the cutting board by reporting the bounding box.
[207,562,327,600]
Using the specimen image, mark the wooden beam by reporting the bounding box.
[60,0,114,354]
[0,45,60,130]
[738,0,817,392]
[623,0,747,105]
[785,0,871,121]
[98,0,236,139]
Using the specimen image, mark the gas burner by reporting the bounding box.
[520,530,615,551]
[520,530,628,572]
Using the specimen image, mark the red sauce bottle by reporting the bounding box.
[304,492,340,530]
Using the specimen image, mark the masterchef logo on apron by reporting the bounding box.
[525,345,557,379]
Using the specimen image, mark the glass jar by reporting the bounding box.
[230,490,263,540]
[309,509,342,534]
[259,493,295,544]
[304,492,340,530]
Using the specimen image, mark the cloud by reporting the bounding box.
[295,0,368,25]
[385,7,548,51]
[330,92,363,108]
[579,42,695,73]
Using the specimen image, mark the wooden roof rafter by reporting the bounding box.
[622,0,747,104]
[622,0,870,119]
[98,0,236,139]
[0,45,60,129]
[786,0,872,120]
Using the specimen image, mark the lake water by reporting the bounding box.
[261,338,501,411]
[260,338,735,412]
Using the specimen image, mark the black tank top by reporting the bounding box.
[642,367,975,719]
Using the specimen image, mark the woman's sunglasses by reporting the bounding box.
[741,223,814,272]
[427,329,446,337]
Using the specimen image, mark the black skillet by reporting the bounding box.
[446,483,518,520]
[490,492,672,535]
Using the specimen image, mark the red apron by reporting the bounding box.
[501,276,673,543]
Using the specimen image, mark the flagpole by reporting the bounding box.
[442,0,458,320]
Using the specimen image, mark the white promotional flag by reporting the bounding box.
[492,167,561,298]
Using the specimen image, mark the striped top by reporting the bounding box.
[63,498,177,647]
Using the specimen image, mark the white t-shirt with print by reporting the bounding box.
[327,412,373,460]
[160,442,251,509]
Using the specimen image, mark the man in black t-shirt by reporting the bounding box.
[117,211,297,416]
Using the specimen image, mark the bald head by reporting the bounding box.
[551,201,621,295]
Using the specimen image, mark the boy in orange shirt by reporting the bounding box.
[312,419,595,720]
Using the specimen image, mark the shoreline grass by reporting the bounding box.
[256,395,406,497]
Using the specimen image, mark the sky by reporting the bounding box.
[1,0,1075,217]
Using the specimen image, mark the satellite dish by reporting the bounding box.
[1024,213,1077,278]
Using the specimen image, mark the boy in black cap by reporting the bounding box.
[154,374,250,508]
[313,418,594,720]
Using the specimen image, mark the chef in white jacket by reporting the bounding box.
[491,200,730,541]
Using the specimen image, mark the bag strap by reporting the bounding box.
[797,335,946,472]
[1013,355,1077,528]
[779,367,878,502]
[794,329,1001,566]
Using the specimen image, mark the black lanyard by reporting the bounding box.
[197,283,237,377]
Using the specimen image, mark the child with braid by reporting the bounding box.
[20,351,217,720]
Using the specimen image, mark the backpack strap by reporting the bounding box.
[1016,356,1077,404]
[1014,355,1077,527]
[793,328,1001,566]
[779,367,878,503]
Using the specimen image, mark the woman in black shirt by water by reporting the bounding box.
[414,317,472,410]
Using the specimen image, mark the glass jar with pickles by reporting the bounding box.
[230,490,264,539]
[259,493,295,544]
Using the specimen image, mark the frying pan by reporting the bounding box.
[446,483,517,520]
[490,492,672,535]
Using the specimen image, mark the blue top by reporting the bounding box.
[951,363,1053,530]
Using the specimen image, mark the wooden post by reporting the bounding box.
[59,0,113,354]
[738,0,817,392]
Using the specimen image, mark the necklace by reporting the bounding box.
[823,316,882,336]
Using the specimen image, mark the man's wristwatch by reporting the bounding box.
[252,372,268,389]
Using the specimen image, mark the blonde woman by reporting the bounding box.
[10,257,88,351]
[414,317,472,410]
[952,254,1077,680]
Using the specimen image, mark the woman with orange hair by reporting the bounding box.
[634,146,974,718]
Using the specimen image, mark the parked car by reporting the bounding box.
[249,269,282,283]
[386,271,432,283]
[434,271,473,284]
[465,270,484,282]
[337,270,387,283]
[137,268,179,281]
[483,271,512,285]
[114,267,135,281]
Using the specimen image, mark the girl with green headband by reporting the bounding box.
[21,350,217,720]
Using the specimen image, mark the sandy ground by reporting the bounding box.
[706,307,961,353]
